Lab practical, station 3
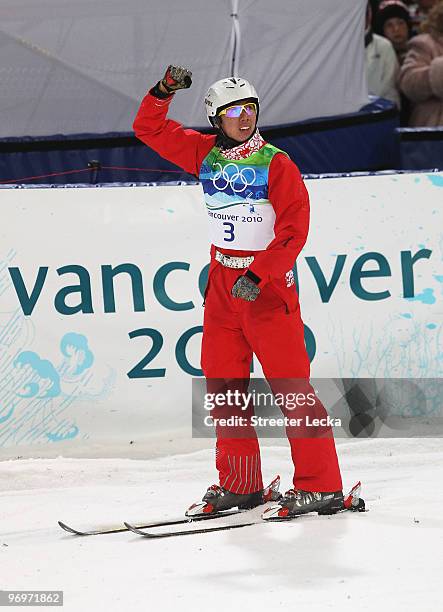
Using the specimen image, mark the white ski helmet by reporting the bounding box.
[204,77,259,127]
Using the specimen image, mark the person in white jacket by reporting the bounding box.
[365,2,401,107]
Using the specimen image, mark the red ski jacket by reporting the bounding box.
[133,91,310,286]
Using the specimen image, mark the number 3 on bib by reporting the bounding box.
[223,222,235,242]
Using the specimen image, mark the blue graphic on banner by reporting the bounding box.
[0,324,114,447]
[0,406,14,424]
[428,175,443,188]
[14,351,61,398]
[407,288,436,304]
[46,424,79,442]
[327,312,442,396]
[0,253,115,448]
[60,333,94,375]
[435,275,443,296]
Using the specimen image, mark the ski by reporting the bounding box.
[59,480,365,538]
[123,519,256,539]
[124,500,365,539]
[58,509,242,536]
[124,482,366,538]
[58,475,282,536]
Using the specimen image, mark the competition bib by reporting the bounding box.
[199,143,286,250]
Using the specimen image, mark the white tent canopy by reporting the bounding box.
[0,0,368,138]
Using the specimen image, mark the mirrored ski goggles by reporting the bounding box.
[218,102,257,118]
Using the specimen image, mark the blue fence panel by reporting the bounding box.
[397,128,443,171]
[0,99,400,184]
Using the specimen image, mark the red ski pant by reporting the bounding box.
[201,261,342,495]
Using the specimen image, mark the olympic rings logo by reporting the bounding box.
[212,162,256,193]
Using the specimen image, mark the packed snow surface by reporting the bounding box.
[1,438,442,612]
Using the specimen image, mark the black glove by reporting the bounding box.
[231,274,260,302]
[161,65,192,93]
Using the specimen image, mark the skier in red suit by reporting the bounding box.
[133,66,343,517]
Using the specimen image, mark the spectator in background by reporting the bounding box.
[375,0,413,64]
[399,0,443,126]
[408,0,439,34]
[375,0,414,123]
[365,2,401,107]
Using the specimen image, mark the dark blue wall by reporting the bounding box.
[0,99,401,185]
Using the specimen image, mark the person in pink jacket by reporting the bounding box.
[399,0,443,125]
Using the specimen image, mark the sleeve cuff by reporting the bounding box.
[150,82,174,100]
[244,269,262,285]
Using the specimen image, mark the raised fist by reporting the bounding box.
[161,65,192,93]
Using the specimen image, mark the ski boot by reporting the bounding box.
[262,481,364,520]
[186,475,281,517]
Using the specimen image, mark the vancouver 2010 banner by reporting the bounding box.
[0,171,442,453]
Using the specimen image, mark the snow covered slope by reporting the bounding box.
[1,439,442,612]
